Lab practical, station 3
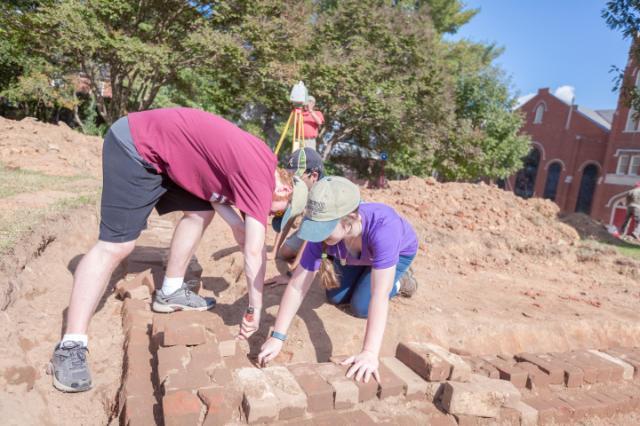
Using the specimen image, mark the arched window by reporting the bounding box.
[514,148,541,199]
[543,162,562,201]
[533,104,544,124]
[575,164,599,214]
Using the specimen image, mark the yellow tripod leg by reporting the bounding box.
[274,110,294,155]
[292,109,300,152]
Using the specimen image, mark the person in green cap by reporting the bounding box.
[258,176,418,383]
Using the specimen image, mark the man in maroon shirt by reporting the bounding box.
[50,108,292,393]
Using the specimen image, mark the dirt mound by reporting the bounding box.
[560,212,617,242]
[0,116,102,177]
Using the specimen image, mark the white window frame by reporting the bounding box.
[630,155,640,176]
[533,104,544,124]
[617,155,630,175]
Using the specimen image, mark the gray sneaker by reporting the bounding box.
[49,341,92,392]
[152,284,215,313]
[399,267,418,298]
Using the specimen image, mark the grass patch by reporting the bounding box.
[615,243,640,260]
[0,190,99,254]
[0,164,88,198]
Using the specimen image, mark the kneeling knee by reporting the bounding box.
[349,302,369,318]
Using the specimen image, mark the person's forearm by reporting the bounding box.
[310,111,322,125]
[362,292,389,356]
[244,248,266,309]
[273,268,315,334]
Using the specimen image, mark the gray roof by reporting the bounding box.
[595,109,614,125]
[576,105,612,130]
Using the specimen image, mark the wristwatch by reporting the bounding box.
[270,331,287,341]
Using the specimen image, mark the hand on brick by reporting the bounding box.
[343,350,380,384]
[238,307,260,340]
[257,337,283,366]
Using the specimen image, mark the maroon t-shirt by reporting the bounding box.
[128,108,277,226]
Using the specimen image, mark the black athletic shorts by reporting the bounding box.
[99,127,213,243]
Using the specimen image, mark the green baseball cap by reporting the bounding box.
[298,176,360,242]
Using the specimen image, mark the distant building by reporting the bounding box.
[509,48,639,235]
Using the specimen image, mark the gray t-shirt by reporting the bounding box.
[110,116,150,167]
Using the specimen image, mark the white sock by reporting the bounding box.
[161,276,184,295]
[62,333,88,347]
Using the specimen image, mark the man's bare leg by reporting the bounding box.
[153,210,215,312]
[52,239,135,392]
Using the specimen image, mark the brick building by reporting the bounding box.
[509,51,640,235]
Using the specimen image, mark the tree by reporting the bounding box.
[6,0,239,125]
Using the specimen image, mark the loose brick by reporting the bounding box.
[574,351,620,382]
[198,386,237,426]
[425,381,445,403]
[555,351,599,384]
[396,342,452,381]
[224,351,254,370]
[328,356,379,402]
[163,323,206,347]
[481,356,528,388]
[210,366,234,388]
[514,353,563,385]
[601,388,636,412]
[558,393,607,419]
[522,396,573,425]
[468,374,521,406]
[516,361,551,389]
[376,361,404,399]
[315,362,358,409]
[288,363,334,412]
[465,356,500,379]
[505,400,538,426]
[157,345,190,383]
[121,395,157,426]
[162,390,202,426]
[212,325,237,357]
[587,390,626,415]
[422,343,472,382]
[605,348,640,378]
[236,367,279,424]
[125,285,151,300]
[440,381,506,418]
[263,366,308,420]
[380,356,429,400]
[588,349,634,380]
[539,353,584,387]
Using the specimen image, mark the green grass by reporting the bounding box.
[615,243,640,260]
[0,191,99,254]
[0,164,88,198]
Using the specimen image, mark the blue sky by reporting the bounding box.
[451,0,630,110]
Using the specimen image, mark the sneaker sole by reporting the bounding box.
[49,363,92,393]
[152,301,215,313]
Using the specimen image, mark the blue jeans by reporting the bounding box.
[325,254,416,318]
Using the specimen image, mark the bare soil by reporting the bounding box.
[1,117,639,425]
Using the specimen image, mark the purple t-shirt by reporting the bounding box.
[300,202,418,271]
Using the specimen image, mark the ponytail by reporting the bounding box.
[319,243,340,289]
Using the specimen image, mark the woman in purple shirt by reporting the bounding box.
[259,176,418,383]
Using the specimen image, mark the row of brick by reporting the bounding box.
[461,349,638,390]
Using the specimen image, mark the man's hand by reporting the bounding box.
[342,350,380,383]
[238,306,260,340]
[257,337,284,366]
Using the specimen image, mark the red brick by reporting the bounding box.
[116,279,143,300]
[482,356,528,388]
[210,324,237,357]
[121,395,157,426]
[573,351,619,382]
[329,355,379,402]
[396,342,452,381]
[516,361,551,389]
[190,342,222,373]
[288,363,334,412]
[380,356,429,400]
[427,413,458,426]
[605,348,640,377]
[236,368,279,424]
[164,367,212,394]
[522,396,573,425]
[163,323,206,347]
[210,366,234,387]
[162,390,202,426]
[559,393,608,419]
[514,353,563,384]
[223,351,254,370]
[157,345,190,383]
[539,353,584,387]
[465,356,500,379]
[377,361,404,399]
[499,407,521,425]
[263,366,308,420]
[555,352,599,384]
[315,362,358,409]
[587,390,626,415]
[198,386,237,426]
